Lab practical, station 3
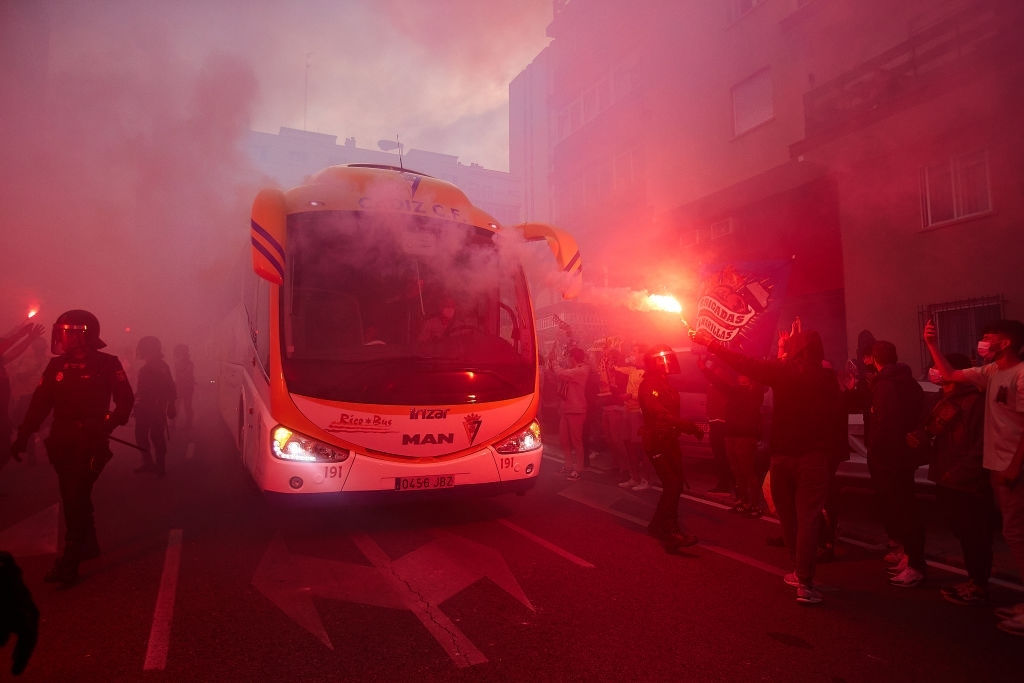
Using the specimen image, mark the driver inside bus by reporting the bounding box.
[417,297,461,343]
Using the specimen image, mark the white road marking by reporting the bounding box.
[497,519,595,568]
[143,529,184,671]
[839,534,1024,593]
[563,477,1024,594]
[350,533,488,668]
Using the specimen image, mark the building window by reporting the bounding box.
[556,110,569,141]
[569,100,582,133]
[582,88,597,123]
[697,218,735,243]
[732,68,773,136]
[595,77,610,112]
[920,150,992,228]
[918,295,1004,371]
[613,147,643,191]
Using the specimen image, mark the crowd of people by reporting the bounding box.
[0,304,1021,676]
[543,315,1024,635]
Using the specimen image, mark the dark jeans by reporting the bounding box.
[819,456,843,548]
[937,485,995,585]
[770,451,830,585]
[646,441,686,536]
[48,445,102,565]
[708,420,733,491]
[869,459,926,571]
[725,435,761,507]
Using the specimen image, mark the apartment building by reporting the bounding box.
[513,0,1023,368]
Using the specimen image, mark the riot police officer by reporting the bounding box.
[638,344,704,553]
[10,310,134,585]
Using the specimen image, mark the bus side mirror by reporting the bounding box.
[250,189,287,285]
[515,222,583,300]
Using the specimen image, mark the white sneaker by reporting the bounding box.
[631,479,651,491]
[783,572,800,587]
[889,566,925,588]
[618,479,639,489]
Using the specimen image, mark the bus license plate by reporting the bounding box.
[394,475,455,491]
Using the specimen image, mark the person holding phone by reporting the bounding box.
[925,318,1024,636]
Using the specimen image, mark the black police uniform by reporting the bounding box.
[13,347,133,583]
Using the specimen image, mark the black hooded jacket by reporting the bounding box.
[867,362,924,468]
[707,334,846,459]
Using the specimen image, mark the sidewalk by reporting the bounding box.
[544,439,1022,590]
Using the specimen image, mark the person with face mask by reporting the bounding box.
[925,318,1024,635]
[9,310,134,585]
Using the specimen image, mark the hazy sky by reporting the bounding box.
[49,0,552,171]
[0,0,553,355]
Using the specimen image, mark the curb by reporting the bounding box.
[542,442,1024,591]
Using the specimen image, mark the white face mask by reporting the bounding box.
[977,341,991,357]
[927,367,943,384]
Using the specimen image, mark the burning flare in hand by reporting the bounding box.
[644,294,682,314]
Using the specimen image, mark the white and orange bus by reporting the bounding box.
[217,163,581,501]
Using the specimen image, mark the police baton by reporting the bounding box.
[106,433,150,454]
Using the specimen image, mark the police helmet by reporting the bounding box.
[137,335,163,361]
[51,309,106,355]
[644,344,681,375]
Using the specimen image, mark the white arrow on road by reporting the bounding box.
[252,529,534,667]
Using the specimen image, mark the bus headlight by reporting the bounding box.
[495,420,542,454]
[271,426,350,463]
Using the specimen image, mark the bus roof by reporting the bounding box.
[282,164,500,232]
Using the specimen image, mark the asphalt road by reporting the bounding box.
[0,391,1022,682]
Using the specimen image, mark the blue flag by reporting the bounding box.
[693,260,792,358]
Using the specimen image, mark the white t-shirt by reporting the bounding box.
[961,361,1024,471]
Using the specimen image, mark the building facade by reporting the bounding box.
[513,0,1023,370]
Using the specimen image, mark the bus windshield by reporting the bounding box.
[281,210,536,405]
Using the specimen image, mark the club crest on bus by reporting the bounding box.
[463,414,482,446]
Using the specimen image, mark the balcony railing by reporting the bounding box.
[803,2,1005,139]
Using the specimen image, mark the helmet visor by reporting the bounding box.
[53,324,89,355]
[647,348,681,374]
